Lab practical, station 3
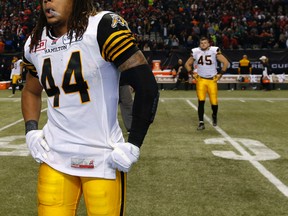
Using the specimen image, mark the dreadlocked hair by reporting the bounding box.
[29,0,97,52]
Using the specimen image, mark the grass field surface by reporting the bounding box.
[0,89,288,216]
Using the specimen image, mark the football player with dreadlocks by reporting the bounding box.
[185,36,229,130]
[21,0,159,215]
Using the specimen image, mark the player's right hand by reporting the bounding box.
[26,130,50,163]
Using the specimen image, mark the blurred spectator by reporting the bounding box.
[230,36,239,50]
[172,58,189,90]
[171,34,180,49]
[4,35,14,52]
[143,42,151,51]
[0,0,40,53]
[222,33,230,49]
[186,35,194,49]
[0,38,5,53]
[0,0,287,52]
[0,57,11,80]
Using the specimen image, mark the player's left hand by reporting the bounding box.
[108,142,140,172]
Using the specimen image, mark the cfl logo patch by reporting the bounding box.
[110,14,128,29]
[35,40,47,52]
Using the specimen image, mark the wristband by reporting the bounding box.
[25,120,38,134]
[219,70,226,75]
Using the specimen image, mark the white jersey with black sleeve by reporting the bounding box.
[23,11,139,179]
[191,46,220,78]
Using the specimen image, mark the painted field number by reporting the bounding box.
[0,135,29,156]
[205,138,280,161]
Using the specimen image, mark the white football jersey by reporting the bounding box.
[23,11,138,179]
[191,46,220,78]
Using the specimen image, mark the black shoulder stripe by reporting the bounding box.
[22,55,38,78]
[97,13,139,66]
[102,30,136,61]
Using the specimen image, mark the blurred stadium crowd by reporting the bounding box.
[0,0,288,54]
[113,0,288,51]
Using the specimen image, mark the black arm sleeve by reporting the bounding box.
[120,64,159,147]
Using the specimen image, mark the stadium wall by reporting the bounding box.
[143,49,288,75]
[1,49,288,82]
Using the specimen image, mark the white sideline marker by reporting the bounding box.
[186,99,288,198]
[0,108,48,132]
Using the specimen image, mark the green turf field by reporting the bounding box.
[0,89,288,216]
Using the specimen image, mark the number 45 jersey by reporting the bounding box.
[191,46,220,78]
[23,11,139,179]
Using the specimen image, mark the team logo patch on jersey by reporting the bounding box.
[35,40,47,52]
[110,14,128,28]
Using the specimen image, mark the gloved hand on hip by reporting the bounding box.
[26,130,50,163]
[108,142,140,172]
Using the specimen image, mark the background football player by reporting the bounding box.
[185,36,229,130]
[10,55,23,94]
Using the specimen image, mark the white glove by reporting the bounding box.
[108,142,140,172]
[26,130,50,163]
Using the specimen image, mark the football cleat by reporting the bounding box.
[212,114,217,126]
[197,122,205,130]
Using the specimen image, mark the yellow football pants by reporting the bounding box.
[12,75,21,85]
[196,76,218,105]
[37,163,126,216]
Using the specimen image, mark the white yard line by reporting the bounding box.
[186,99,288,198]
[0,119,24,132]
[159,97,288,101]
[0,108,48,132]
[0,98,21,102]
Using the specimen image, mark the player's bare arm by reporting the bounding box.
[217,54,229,72]
[215,54,229,80]
[185,57,194,72]
[21,72,43,123]
[185,57,194,73]
[118,50,148,72]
